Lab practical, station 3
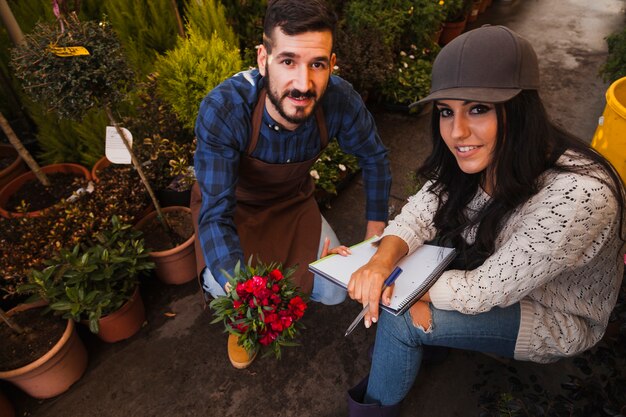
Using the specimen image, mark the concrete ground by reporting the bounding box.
[4,0,624,415]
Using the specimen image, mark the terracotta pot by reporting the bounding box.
[439,16,468,45]
[0,163,91,218]
[84,287,146,343]
[91,155,111,183]
[0,144,26,192]
[479,0,489,13]
[0,389,14,417]
[0,302,88,399]
[135,206,197,284]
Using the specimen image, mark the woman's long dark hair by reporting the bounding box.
[419,90,625,270]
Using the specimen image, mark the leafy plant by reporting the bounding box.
[184,0,238,49]
[154,25,242,130]
[440,0,472,23]
[19,215,155,334]
[0,164,149,304]
[140,135,196,192]
[104,0,180,77]
[601,26,626,83]
[310,138,360,197]
[10,18,134,121]
[381,44,438,107]
[220,0,266,67]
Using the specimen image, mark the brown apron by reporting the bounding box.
[191,89,329,295]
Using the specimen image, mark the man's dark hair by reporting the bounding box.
[263,0,338,53]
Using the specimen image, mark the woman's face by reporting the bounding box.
[436,99,498,179]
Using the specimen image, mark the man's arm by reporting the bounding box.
[194,97,246,288]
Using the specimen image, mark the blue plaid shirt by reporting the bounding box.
[194,69,391,287]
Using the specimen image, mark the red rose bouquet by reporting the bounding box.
[209,260,308,359]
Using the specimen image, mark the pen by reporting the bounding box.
[344,266,403,337]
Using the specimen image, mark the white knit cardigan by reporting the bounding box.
[382,152,625,363]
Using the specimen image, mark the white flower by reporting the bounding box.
[400,51,407,57]
[333,65,339,71]
[403,62,408,68]
[409,55,415,59]
[310,170,320,180]
[338,164,346,171]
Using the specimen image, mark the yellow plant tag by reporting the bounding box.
[48,44,90,57]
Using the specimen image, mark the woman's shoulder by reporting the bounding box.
[548,149,615,186]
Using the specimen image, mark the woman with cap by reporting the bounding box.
[346,25,625,416]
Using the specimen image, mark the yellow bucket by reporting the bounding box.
[591,76,626,185]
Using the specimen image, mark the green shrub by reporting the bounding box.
[220,0,266,67]
[104,0,180,77]
[20,216,154,334]
[184,0,238,49]
[381,45,438,106]
[10,19,134,120]
[154,26,242,130]
[601,26,626,83]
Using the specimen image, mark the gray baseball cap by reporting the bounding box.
[412,25,540,107]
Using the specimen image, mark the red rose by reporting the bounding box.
[289,296,307,319]
[233,300,243,309]
[258,330,278,346]
[269,269,284,281]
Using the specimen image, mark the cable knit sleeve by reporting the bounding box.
[381,180,441,252]
[428,168,620,314]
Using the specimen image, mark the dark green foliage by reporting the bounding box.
[154,26,242,130]
[10,19,134,120]
[335,25,394,99]
[19,216,154,334]
[601,27,626,83]
[103,0,180,77]
[220,0,267,66]
[184,0,238,48]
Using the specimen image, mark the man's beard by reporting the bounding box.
[265,66,325,126]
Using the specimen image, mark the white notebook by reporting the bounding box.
[309,237,456,316]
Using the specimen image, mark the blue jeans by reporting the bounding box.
[365,303,520,405]
[202,215,347,305]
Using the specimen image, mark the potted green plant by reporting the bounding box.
[380,44,438,111]
[310,139,360,207]
[18,215,155,342]
[0,300,88,399]
[439,0,472,45]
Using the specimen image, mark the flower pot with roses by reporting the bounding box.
[210,260,308,359]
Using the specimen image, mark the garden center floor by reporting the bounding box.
[5,0,625,415]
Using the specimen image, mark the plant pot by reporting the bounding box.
[85,286,146,343]
[0,144,26,192]
[0,163,91,218]
[135,206,197,285]
[156,188,191,208]
[0,389,14,417]
[440,16,468,46]
[0,302,88,399]
[91,155,111,183]
[479,0,489,13]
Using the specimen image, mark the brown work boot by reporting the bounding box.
[227,334,257,369]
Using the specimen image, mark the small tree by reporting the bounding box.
[10,5,170,229]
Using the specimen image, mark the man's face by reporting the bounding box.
[258,27,336,130]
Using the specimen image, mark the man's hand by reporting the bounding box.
[365,220,386,240]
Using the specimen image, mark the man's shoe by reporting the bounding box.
[227,334,257,369]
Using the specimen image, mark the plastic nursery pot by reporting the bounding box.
[83,286,146,343]
[134,206,197,285]
[0,144,27,192]
[0,301,88,399]
[0,163,91,218]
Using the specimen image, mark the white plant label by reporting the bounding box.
[105,126,133,164]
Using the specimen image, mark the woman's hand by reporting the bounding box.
[347,236,409,328]
[320,237,351,258]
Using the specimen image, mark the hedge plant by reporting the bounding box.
[601,26,626,83]
[154,25,242,130]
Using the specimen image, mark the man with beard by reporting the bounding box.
[192,0,391,368]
